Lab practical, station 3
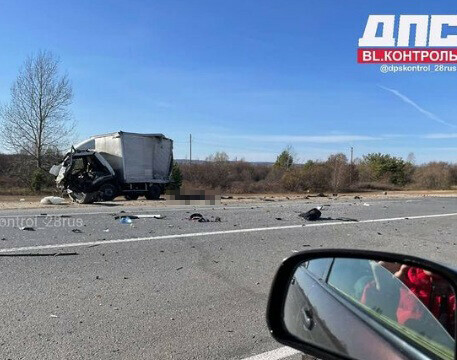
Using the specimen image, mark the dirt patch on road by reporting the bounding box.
[0,190,456,211]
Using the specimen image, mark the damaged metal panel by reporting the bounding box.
[94,134,125,180]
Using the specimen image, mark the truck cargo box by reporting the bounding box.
[76,131,173,184]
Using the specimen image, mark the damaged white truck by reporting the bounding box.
[49,132,173,204]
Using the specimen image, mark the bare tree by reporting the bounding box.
[327,153,349,192]
[0,50,73,169]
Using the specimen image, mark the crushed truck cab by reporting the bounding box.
[50,132,173,204]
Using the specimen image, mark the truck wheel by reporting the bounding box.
[145,185,161,200]
[99,183,117,201]
[71,191,95,204]
[124,194,139,201]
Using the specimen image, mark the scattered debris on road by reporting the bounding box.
[71,229,83,233]
[50,314,58,318]
[115,215,139,220]
[114,214,166,221]
[299,208,322,221]
[119,217,133,224]
[40,196,66,205]
[188,213,221,222]
[221,196,233,199]
[19,226,35,231]
[363,203,370,207]
[354,195,362,200]
[137,214,166,219]
[189,213,204,220]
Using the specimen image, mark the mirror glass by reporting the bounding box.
[283,257,456,360]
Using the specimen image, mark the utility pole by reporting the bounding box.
[350,146,354,185]
[189,134,192,165]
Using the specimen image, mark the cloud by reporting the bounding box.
[423,133,457,139]
[379,86,456,128]
[212,134,382,143]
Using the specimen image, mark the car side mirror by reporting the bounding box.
[266,249,457,360]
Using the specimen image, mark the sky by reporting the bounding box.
[0,0,456,163]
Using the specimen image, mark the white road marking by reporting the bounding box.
[241,346,300,360]
[0,212,456,254]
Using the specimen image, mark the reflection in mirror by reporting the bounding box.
[284,257,456,360]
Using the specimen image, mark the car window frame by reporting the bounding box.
[321,260,454,360]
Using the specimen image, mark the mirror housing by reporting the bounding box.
[266,249,457,360]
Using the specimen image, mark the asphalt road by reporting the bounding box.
[0,196,456,359]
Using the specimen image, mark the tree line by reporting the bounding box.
[0,52,455,195]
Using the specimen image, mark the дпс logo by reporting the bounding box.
[358,15,457,63]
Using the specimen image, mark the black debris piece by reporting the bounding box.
[0,252,78,257]
[176,267,183,271]
[189,213,221,222]
[354,195,362,200]
[19,227,35,231]
[298,208,322,221]
[275,217,283,221]
[1,237,6,241]
[189,213,204,220]
[308,193,327,198]
[71,229,83,233]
